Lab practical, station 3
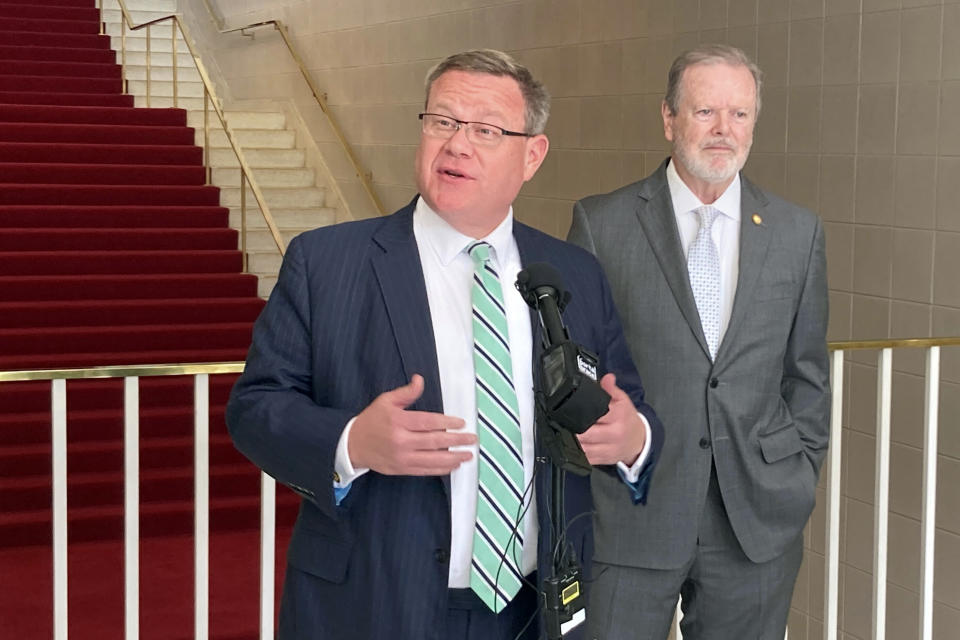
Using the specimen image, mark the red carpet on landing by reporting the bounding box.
[0,1,298,637]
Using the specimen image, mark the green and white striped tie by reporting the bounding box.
[467,241,525,613]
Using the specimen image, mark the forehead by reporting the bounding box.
[427,70,525,122]
[678,62,756,107]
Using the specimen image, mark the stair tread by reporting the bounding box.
[0,103,186,125]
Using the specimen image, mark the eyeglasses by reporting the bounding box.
[418,112,531,147]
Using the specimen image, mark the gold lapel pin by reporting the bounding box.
[752,213,763,225]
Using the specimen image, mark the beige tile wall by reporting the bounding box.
[200,1,960,637]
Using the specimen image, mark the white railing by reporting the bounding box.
[2,336,957,639]
[820,338,957,640]
[672,336,958,640]
[0,363,278,640]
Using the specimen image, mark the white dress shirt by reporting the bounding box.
[666,159,741,344]
[411,200,539,587]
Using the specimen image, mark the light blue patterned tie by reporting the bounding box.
[466,241,525,613]
[688,206,721,360]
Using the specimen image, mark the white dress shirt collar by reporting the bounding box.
[665,157,742,222]
[414,197,517,266]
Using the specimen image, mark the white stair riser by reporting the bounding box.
[101,8,177,24]
[219,187,327,208]
[187,111,287,130]
[104,21,187,39]
[133,95,204,109]
[213,167,314,188]
[109,33,185,53]
[209,148,305,169]
[248,252,283,274]
[100,0,177,12]
[121,65,201,82]
[197,129,297,149]
[229,208,335,229]
[127,79,204,98]
[117,51,195,67]
[257,276,277,299]
[240,229,315,251]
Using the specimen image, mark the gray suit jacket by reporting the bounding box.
[568,159,830,568]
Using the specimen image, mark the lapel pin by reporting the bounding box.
[752,213,763,225]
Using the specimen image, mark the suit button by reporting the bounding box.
[709,378,719,388]
[434,549,449,564]
[699,438,710,449]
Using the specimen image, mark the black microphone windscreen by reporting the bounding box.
[519,262,566,296]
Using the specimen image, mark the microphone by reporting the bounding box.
[516,263,599,639]
[515,262,570,347]
[516,263,609,436]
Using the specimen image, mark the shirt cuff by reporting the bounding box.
[334,415,370,489]
[615,412,653,483]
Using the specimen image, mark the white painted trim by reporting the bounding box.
[872,349,892,640]
[919,347,940,640]
[124,377,140,639]
[194,374,210,640]
[52,379,68,640]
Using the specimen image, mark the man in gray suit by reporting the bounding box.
[567,44,830,639]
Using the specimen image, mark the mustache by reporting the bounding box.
[700,138,736,150]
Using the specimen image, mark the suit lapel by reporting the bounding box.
[717,177,771,362]
[368,202,444,417]
[369,201,450,498]
[635,162,712,358]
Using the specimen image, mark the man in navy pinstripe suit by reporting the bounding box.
[227,49,664,640]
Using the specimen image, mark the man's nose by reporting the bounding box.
[711,113,731,136]
[444,125,474,155]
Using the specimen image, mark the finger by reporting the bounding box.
[406,450,473,474]
[415,431,477,450]
[599,372,627,400]
[401,410,466,432]
[577,426,609,446]
[386,374,425,408]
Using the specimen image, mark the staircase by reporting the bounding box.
[96,0,340,298]
[189,107,338,297]
[0,0,297,637]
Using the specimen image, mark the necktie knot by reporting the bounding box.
[695,205,720,231]
[467,240,492,266]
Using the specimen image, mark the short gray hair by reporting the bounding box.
[424,49,551,135]
[664,44,763,116]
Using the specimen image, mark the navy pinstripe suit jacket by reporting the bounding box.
[226,198,662,639]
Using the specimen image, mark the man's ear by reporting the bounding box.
[661,100,675,143]
[522,134,549,182]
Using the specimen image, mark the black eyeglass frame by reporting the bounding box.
[418,112,532,139]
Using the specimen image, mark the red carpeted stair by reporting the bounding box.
[0,1,297,638]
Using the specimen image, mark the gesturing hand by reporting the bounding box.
[576,373,647,466]
[348,375,476,475]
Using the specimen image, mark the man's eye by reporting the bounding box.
[475,126,500,138]
[436,118,456,129]
[696,109,712,117]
